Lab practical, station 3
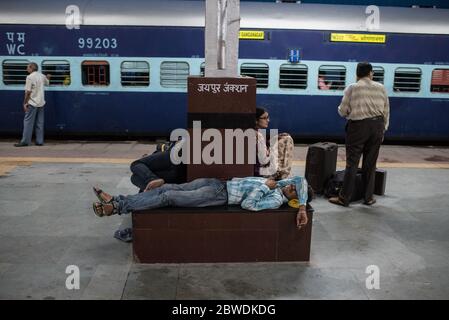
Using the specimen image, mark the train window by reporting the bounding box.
[240,63,269,88]
[394,68,421,92]
[42,60,71,86]
[430,69,449,93]
[372,66,384,84]
[160,61,189,88]
[200,62,205,77]
[2,59,29,85]
[279,64,307,89]
[121,61,149,87]
[81,61,110,86]
[318,65,346,90]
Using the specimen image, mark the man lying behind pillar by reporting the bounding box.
[92,176,310,229]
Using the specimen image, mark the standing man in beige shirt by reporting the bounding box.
[329,62,390,207]
[14,62,50,147]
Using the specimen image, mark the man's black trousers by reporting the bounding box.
[341,117,384,205]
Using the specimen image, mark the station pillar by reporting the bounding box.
[186,76,256,181]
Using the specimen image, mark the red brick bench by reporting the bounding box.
[132,205,313,263]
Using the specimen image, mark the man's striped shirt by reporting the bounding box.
[338,78,390,130]
[226,176,308,211]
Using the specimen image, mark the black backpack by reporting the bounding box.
[324,170,364,202]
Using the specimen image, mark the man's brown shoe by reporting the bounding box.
[364,198,376,206]
[329,196,348,207]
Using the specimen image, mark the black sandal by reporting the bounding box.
[93,186,113,204]
[329,196,348,207]
[364,198,377,206]
[92,201,118,217]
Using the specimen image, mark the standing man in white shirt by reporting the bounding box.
[329,62,390,207]
[14,62,51,147]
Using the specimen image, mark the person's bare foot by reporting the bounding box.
[144,179,165,191]
[93,186,113,203]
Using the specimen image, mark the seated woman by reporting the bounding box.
[255,107,294,180]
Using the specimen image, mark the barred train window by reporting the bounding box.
[394,68,421,92]
[42,60,71,86]
[372,66,384,84]
[279,64,308,89]
[160,61,189,88]
[82,61,110,86]
[2,59,29,85]
[431,69,449,93]
[240,63,269,88]
[318,65,346,90]
[200,62,205,77]
[121,61,149,87]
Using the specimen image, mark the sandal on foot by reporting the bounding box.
[364,198,377,206]
[93,186,113,204]
[92,201,118,217]
[329,196,348,207]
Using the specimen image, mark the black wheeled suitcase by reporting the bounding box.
[305,142,338,194]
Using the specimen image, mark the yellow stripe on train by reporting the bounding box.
[239,30,265,40]
[330,33,386,44]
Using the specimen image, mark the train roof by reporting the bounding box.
[1,0,449,35]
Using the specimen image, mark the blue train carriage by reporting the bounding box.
[1,0,448,141]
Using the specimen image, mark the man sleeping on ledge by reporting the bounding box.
[92,176,310,230]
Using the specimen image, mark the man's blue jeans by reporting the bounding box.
[114,178,228,215]
[21,105,44,145]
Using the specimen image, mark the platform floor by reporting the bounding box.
[0,140,448,300]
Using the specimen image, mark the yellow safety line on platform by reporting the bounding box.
[0,165,17,176]
[293,160,449,169]
[0,160,32,176]
[0,157,448,169]
[0,157,132,164]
